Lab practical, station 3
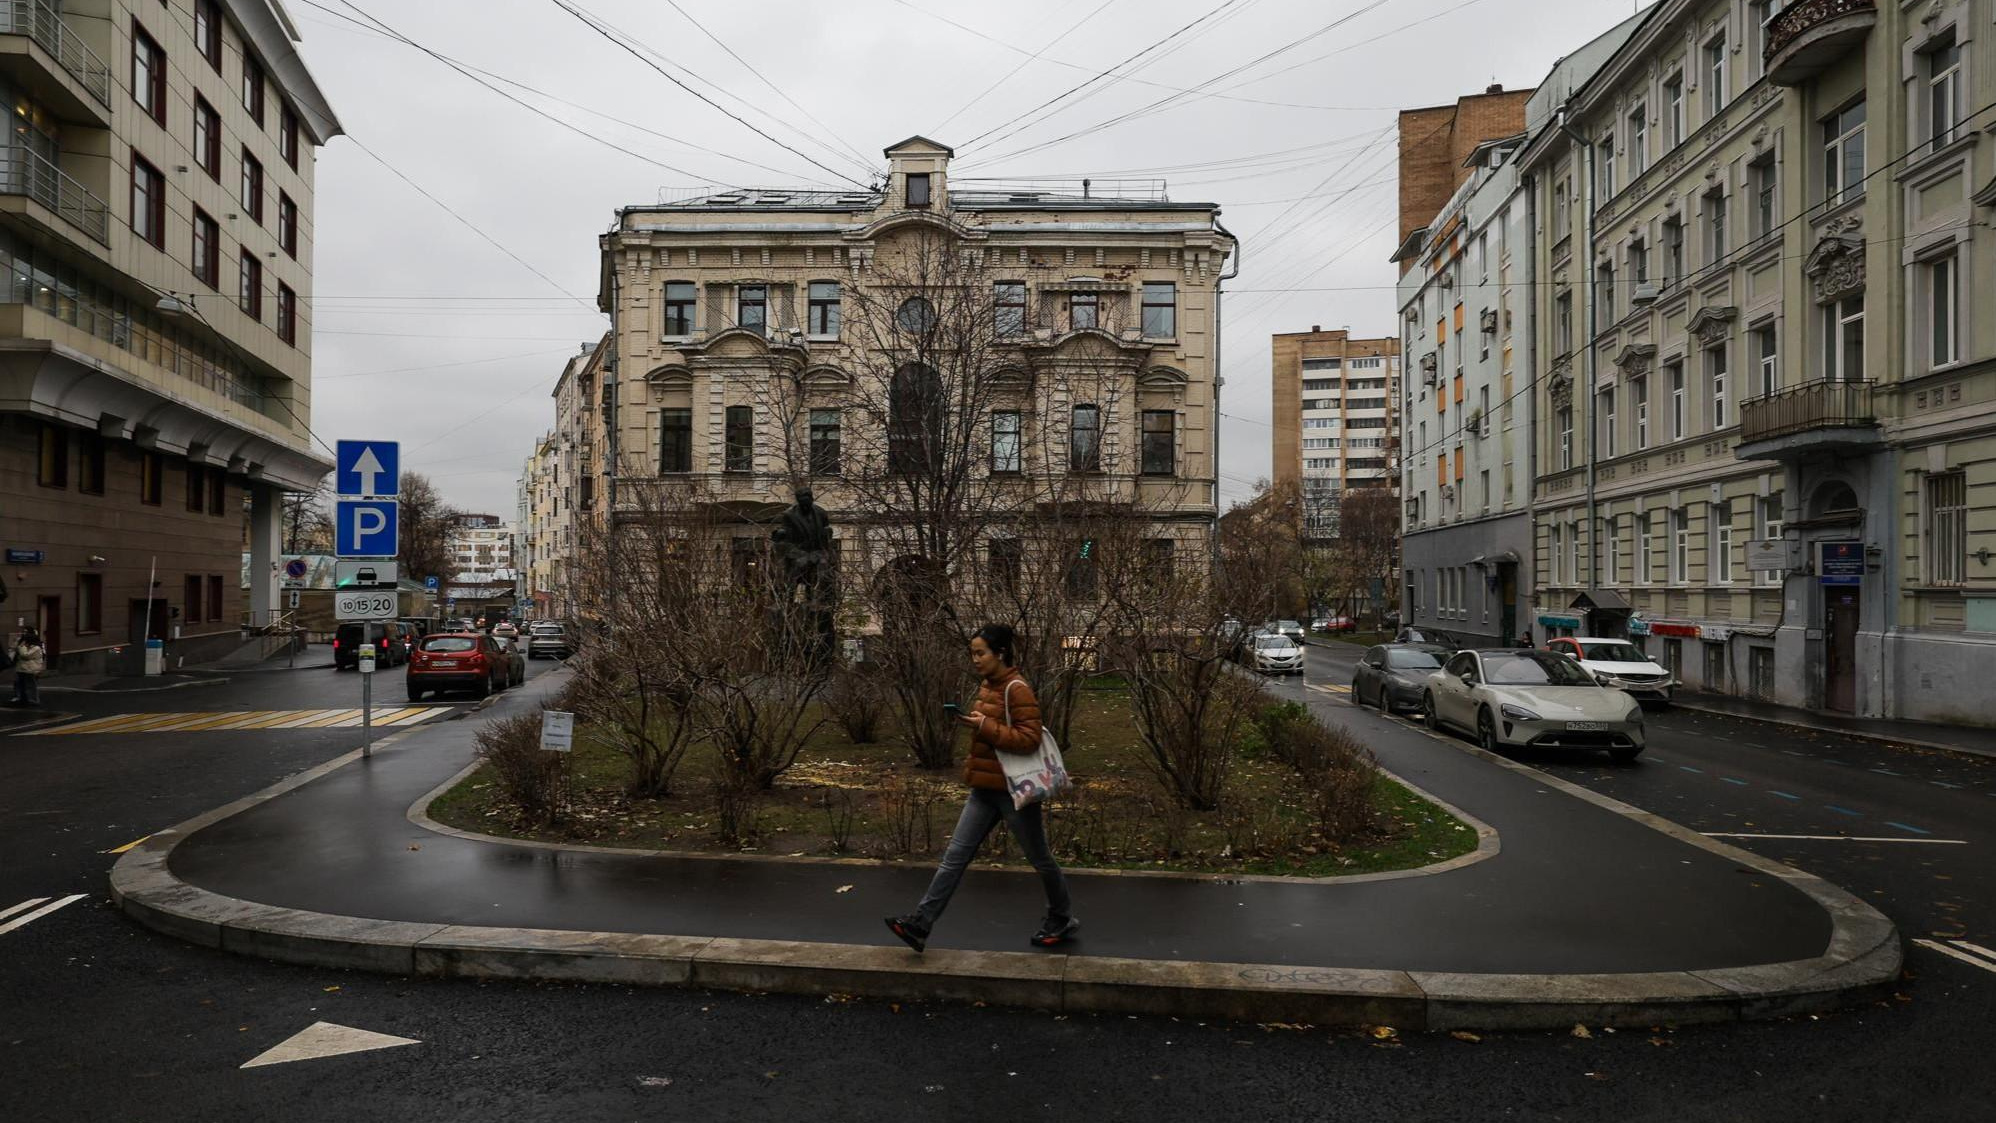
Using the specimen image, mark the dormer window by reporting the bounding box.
[906,172,932,207]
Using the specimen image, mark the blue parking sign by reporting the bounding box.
[335,440,400,497]
[335,499,399,557]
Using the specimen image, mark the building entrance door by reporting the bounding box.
[1498,564,1517,645]
[1824,587,1860,713]
[36,596,60,663]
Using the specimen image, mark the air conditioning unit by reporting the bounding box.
[1631,281,1660,304]
[1479,308,1498,334]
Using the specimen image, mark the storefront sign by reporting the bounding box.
[1648,621,1701,639]
[1627,616,1650,636]
[1702,625,1732,642]
[1537,614,1582,630]
[5,549,45,564]
[1819,540,1864,586]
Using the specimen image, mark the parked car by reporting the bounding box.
[406,633,510,701]
[397,618,435,641]
[491,635,527,687]
[334,621,409,670]
[1263,619,1306,644]
[1317,615,1357,633]
[1543,636,1676,707]
[1423,649,1644,760]
[491,620,520,641]
[527,623,573,660]
[1351,643,1453,713]
[1248,633,1305,675]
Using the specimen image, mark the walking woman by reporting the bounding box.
[885,624,1077,952]
[10,627,46,706]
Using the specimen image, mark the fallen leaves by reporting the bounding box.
[1570,1024,1593,1039]
[834,884,854,894]
[1368,1025,1398,1039]
[636,1075,673,1088]
[1449,1030,1481,1044]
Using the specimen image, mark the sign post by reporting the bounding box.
[357,643,376,757]
[540,710,575,753]
[336,439,401,762]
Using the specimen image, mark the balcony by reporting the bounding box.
[0,144,109,245]
[1736,379,1881,460]
[1763,0,1876,87]
[0,0,113,122]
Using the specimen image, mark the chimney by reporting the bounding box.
[1485,83,1503,95]
[1312,324,1322,333]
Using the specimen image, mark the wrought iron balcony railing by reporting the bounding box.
[1738,378,1877,446]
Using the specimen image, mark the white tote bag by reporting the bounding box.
[998,678,1071,809]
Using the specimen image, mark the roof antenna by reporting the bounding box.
[1083,178,1091,199]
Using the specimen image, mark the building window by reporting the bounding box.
[1141,410,1175,476]
[194,96,221,179]
[1749,0,1774,78]
[1662,216,1683,285]
[243,55,265,125]
[658,408,691,473]
[1638,512,1656,584]
[37,422,67,488]
[1068,290,1098,331]
[662,282,695,336]
[723,406,753,473]
[131,155,164,248]
[1823,98,1866,208]
[1925,471,1966,586]
[1069,404,1101,472]
[993,282,1026,337]
[1066,548,1098,601]
[132,22,165,123]
[1669,363,1686,440]
[807,281,840,337]
[242,151,264,223]
[990,538,1022,597]
[1552,179,1570,241]
[1646,81,1679,161]
[1823,294,1864,382]
[736,285,766,334]
[239,250,262,319]
[1750,156,1776,240]
[1633,374,1649,449]
[1927,37,1963,152]
[1550,524,1564,586]
[1704,32,1728,116]
[196,0,222,69]
[1628,240,1648,286]
[277,284,297,346]
[77,573,103,634]
[1707,344,1728,429]
[78,430,104,495]
[1600,387,1617,459]
[905,172,931,207]
[1926,253,1958,368]
[1141,282,1176,338]
[1703,186,1727,266]
[1145,538,1176,585]
[185,462,206,512]
[1628,105,1647,177]
[1596,134,1615,198]
[1756,494,1784,586]
[1555,291,1572,354]
[279,194,298,258]
[1754,323,1777,396]
[894,296,935,335]
[1671,507,1689,584]
[281,104,300,170]
[1595,262,1615,323]
[191,209,219,288]
[888,364,943,474]
[141,451,162,504]
[1713,500,1734,586]
[1607,515,1622,584]
[807,409,841,476]
[1556,406,1573,470]
[990,410,1021,473]
[207,574,224,621]
[184,576,203,625]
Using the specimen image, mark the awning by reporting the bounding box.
[1570,588,1632,613]
[1468,551,1521,567]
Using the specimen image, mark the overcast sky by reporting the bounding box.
[293,0,1649,518]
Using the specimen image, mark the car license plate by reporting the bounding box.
[433,659,459,668]
[1566,721,1606,731]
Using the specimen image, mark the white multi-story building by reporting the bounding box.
[448,513,515,585]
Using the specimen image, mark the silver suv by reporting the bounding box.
[526,623,572,660]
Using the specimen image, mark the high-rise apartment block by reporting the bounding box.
[1270,328,1400,541]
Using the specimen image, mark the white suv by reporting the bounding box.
[1544,637,1675,707]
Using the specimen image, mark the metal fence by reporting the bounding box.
[0,144,109,244]
[0,0,112,105]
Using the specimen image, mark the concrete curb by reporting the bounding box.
[1671,697,1996,763]
[111,681,1903,1030]
[1,710,83,735]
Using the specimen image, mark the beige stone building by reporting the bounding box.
[1523,0,1996,723]
[592,137,1234,599]
[517,334,610,618]
[0,0,337,672]
[1269,328,1400,542]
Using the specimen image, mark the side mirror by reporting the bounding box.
[1459,672,1476,687]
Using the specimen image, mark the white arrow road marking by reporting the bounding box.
[0,894,86,935]
[241,1022,421,1069]
[1913,939,1996,976]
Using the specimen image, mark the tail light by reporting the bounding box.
[333,639,341,650]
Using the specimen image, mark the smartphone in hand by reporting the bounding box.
[942,702,962,715]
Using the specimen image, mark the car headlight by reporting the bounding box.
[1499,703,1541,721]
[1626,706,1643,724]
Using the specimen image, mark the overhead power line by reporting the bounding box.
[930,0,1120,136]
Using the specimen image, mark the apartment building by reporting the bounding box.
[593,137,1233,594]
[1523,0,1996,723]
[0,0,338,672]
[1270,328,1400,542]
[516,335,609,618]
[447,513,514,585]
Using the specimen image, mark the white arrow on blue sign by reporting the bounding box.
[334,499,399,558]
[335,440,400,497]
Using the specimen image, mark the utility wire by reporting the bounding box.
[929,0,1120,136]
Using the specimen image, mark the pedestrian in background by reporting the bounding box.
[1517,632,1535,649]
[885,623,1077,953]
[10,627,46,706]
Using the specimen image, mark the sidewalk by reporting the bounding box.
[38,670,228,694]
[111,671,1900,1031]
[1675,692,1996,761]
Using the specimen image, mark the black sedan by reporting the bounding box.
[1351,643,1453,714]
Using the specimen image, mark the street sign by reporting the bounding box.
[334,499,399,557]
[1819,540,1864,586]
[1745,539,1788,572]
[283,558,309,580]
[335,440,400,497]
[5,548,45,564]
[540,711,575,753]
[358,643,377,674]
[336,559,399,587]
[287,589,300,610]
[334,589,399,621]
[424,575,440,591]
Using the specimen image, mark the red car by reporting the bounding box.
[407,633,510,701]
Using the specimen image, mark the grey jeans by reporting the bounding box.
[12,672,38,706]
[914,787,1071,930]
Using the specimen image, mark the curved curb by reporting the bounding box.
[110,697,1902,1032]
[42,675,229,695]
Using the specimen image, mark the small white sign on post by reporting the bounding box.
[357,644,377,674]
[540,710,575,753]
[335,590,399,621]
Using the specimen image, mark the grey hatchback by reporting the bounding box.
[1351,643,1453,714]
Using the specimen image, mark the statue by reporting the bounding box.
[771,486,837,660]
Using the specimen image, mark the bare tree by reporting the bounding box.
[281,485,333,554]
[1333,487,1401,629]
[397,472,459,582]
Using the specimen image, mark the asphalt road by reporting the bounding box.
[2,644,1992,1121]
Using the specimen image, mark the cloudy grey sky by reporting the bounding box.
[292,0,1648,517]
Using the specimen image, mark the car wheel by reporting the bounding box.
[473,677,490,699]
[1351,677,1366,707]
[407,686,424,703]
[1477,708,1502,754]
[1423,693,1440,730]
[1610,746,1643,763]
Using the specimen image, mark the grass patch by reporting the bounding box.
[428,687,1478,879]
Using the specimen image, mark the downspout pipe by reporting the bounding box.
[1212,216,1241,570]
[1556,106,1600,597]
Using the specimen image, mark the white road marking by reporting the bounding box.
[1954,940,1996,967]
[242,1022,421,1069]
[0,897,50,923]
[1702,832,1968,844]
[1914,939,1996,976]
[0,893,86,935]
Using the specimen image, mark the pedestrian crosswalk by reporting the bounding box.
[0,894,86,935]
[1307,683,1351,696]
[18,706,456,736]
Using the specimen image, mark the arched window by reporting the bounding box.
[896,296,936,335]
[1810,480,1859,518]
[889,363,943,475]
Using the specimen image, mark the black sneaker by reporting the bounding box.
[1031,915,1080,948]
[884,915,928,953]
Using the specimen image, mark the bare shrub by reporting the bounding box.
[824,661,888,745]
[1251,699,1380,844]
[820,786,858,853]
[566,638,697,798]
[880,774,944,855]
[474,712,570,829]
[713,774,761,846]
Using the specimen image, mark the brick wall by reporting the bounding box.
[1396,89,1532,271]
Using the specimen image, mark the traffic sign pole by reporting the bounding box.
[358,643,375,757]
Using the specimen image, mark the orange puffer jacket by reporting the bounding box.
[962,669,1042,792]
